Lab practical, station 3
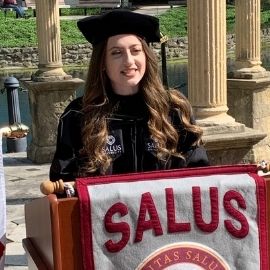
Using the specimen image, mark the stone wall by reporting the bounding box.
[0,30,270,69]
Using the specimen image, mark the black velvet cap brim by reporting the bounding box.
[77,9,161,45]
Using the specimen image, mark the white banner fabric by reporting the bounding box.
[77,166,267,270]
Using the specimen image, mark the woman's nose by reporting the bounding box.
[123,51,134,66]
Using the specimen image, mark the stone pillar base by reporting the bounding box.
[203,122,266,165]
[196,112,236,126]
[21,78,84,164]
[27,143,56,164]
[32,66,73,82]
[227,76,270,163]
[228,68,270,80]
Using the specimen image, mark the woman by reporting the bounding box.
[50,10,209,182]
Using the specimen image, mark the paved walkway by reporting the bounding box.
[132,5,175,15]
[3,152,50,269]
[59,5,174,20]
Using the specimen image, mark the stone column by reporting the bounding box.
[187,0,266,165]
[227,0,270,162]
[188,0,234,124]
[22,0,84,163]
[232,0,267,78]
[33,0,70,81]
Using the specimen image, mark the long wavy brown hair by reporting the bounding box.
[80,36,203,174]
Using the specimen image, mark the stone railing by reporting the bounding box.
[0,30,269,69]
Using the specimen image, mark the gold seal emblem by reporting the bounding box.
[136,242,230,270]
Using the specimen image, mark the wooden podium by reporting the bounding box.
[23,176,270,270]
[23,194,82,270]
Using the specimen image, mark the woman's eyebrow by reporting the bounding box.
[108,44,141,51]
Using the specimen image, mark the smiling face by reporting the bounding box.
[105,34,146,95]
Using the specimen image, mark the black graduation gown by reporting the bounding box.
[49,92,209,181]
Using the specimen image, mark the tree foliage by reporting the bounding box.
[262,0,270,10]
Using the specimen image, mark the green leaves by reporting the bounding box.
[1,6,270,48]
[0,16,37,47]
[60,20,87,45]
[158,7,187,38]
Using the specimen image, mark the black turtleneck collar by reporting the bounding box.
[107,88,149,119]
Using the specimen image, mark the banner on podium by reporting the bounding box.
[77,165,268,270]
[0,134,6,270]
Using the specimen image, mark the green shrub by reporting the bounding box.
[1,6,270,48]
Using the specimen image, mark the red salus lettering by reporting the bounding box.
[104,202,130,252]
[224,190,249,238]
[166,188,191,233]
[103,186,250,253]
[193,187,219,232]
[135,192,163,242]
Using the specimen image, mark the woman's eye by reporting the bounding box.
[111,50,121,55]
[132,48,142,53]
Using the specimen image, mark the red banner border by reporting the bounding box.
[76,164,268,270]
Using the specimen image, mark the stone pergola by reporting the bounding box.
[188,0,268,165]
[227,0,270,162]
[21,0,84,163]
[23,0,269,164]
